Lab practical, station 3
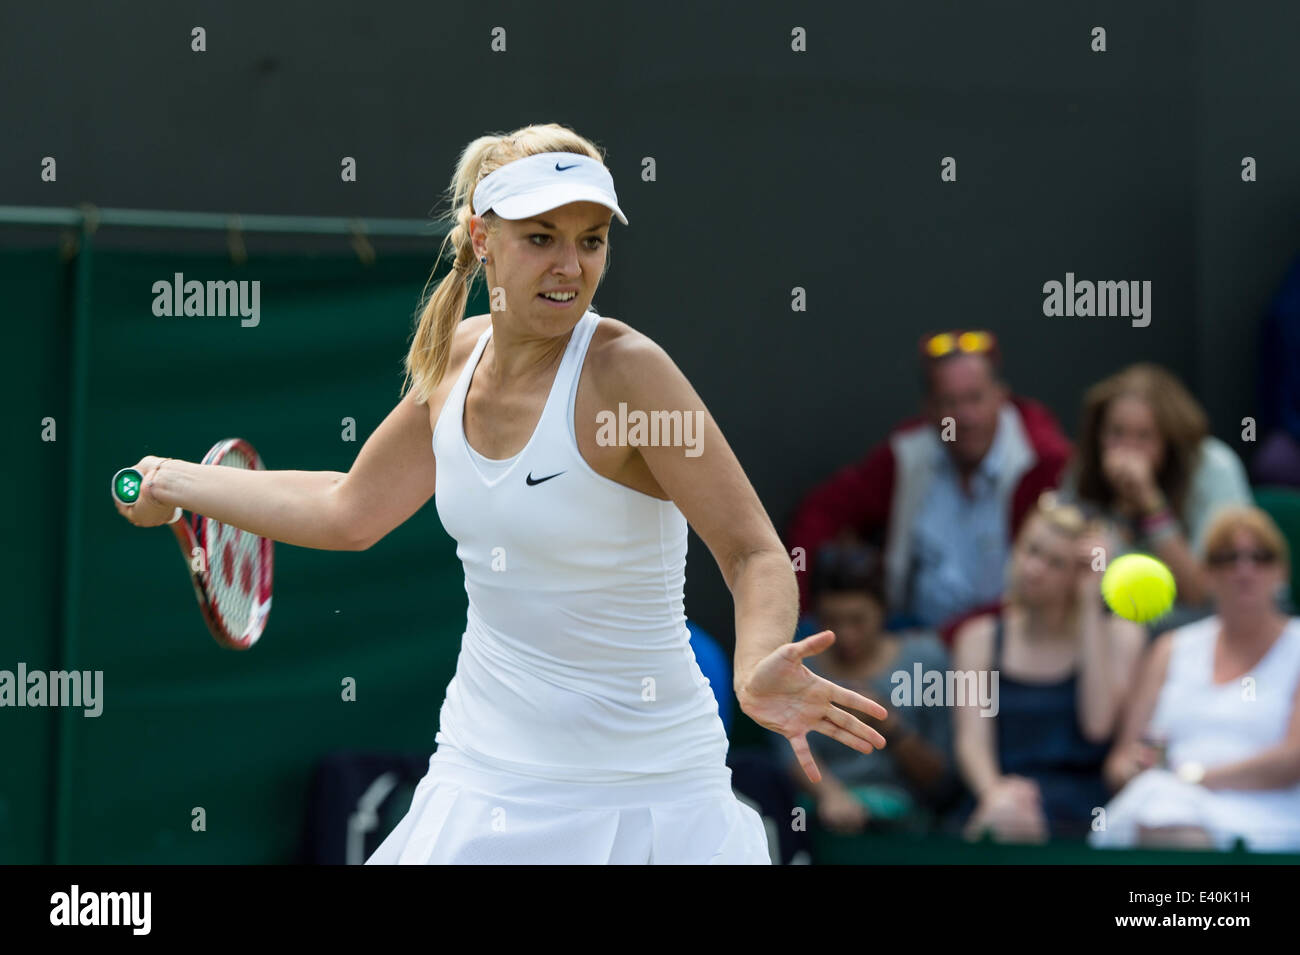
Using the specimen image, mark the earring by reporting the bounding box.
[480,256,487,264]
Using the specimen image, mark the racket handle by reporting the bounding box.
[111,467,143,503]
[112,466,183,523]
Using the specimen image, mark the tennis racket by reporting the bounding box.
[111,437,274,650]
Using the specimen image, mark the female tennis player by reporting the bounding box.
[114,122,888,864]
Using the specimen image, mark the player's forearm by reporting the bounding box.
[729,547,799,697]
[149,459,357,550]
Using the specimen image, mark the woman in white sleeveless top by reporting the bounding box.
[115,123,888,864]
[1091,505,1300,852]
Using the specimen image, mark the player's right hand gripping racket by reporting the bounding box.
[111,438,273,650]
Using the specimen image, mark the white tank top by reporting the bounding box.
[1151,615,1300,774]
[464,442,519,482]
[429,308,730,784]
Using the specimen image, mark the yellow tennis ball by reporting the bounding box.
[1101,554,1177,623]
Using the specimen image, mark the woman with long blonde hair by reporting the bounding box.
[952,493,1147,841]
[115,122,887,864]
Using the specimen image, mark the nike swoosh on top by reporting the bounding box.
[555,162,578,171]
[525,471,565,486]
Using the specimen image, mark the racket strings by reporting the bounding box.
[201,447,269,640]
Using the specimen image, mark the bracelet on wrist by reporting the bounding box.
[1138,504,1176,539]
[1143,516,1179,545]
[1139,505,1173,528]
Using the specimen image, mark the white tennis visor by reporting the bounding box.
[471,152,628,226]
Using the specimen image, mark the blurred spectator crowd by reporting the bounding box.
[715,266,1300,858]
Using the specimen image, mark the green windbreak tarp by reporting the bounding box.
[1,248,72,863]
[4,248,483,862]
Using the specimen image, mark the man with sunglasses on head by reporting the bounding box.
[787,330,1072,640]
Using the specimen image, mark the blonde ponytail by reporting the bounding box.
[401,124,610,404]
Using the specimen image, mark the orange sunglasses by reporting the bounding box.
[919,329,999,361]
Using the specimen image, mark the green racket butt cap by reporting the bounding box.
[112,468,144,504]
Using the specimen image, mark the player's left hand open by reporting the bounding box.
[736,629,888,784]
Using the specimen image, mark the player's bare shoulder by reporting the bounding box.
[584,316,676,403]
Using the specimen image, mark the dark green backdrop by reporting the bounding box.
[4,245,490,863]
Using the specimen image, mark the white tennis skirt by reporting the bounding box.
[365,745,772,865]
